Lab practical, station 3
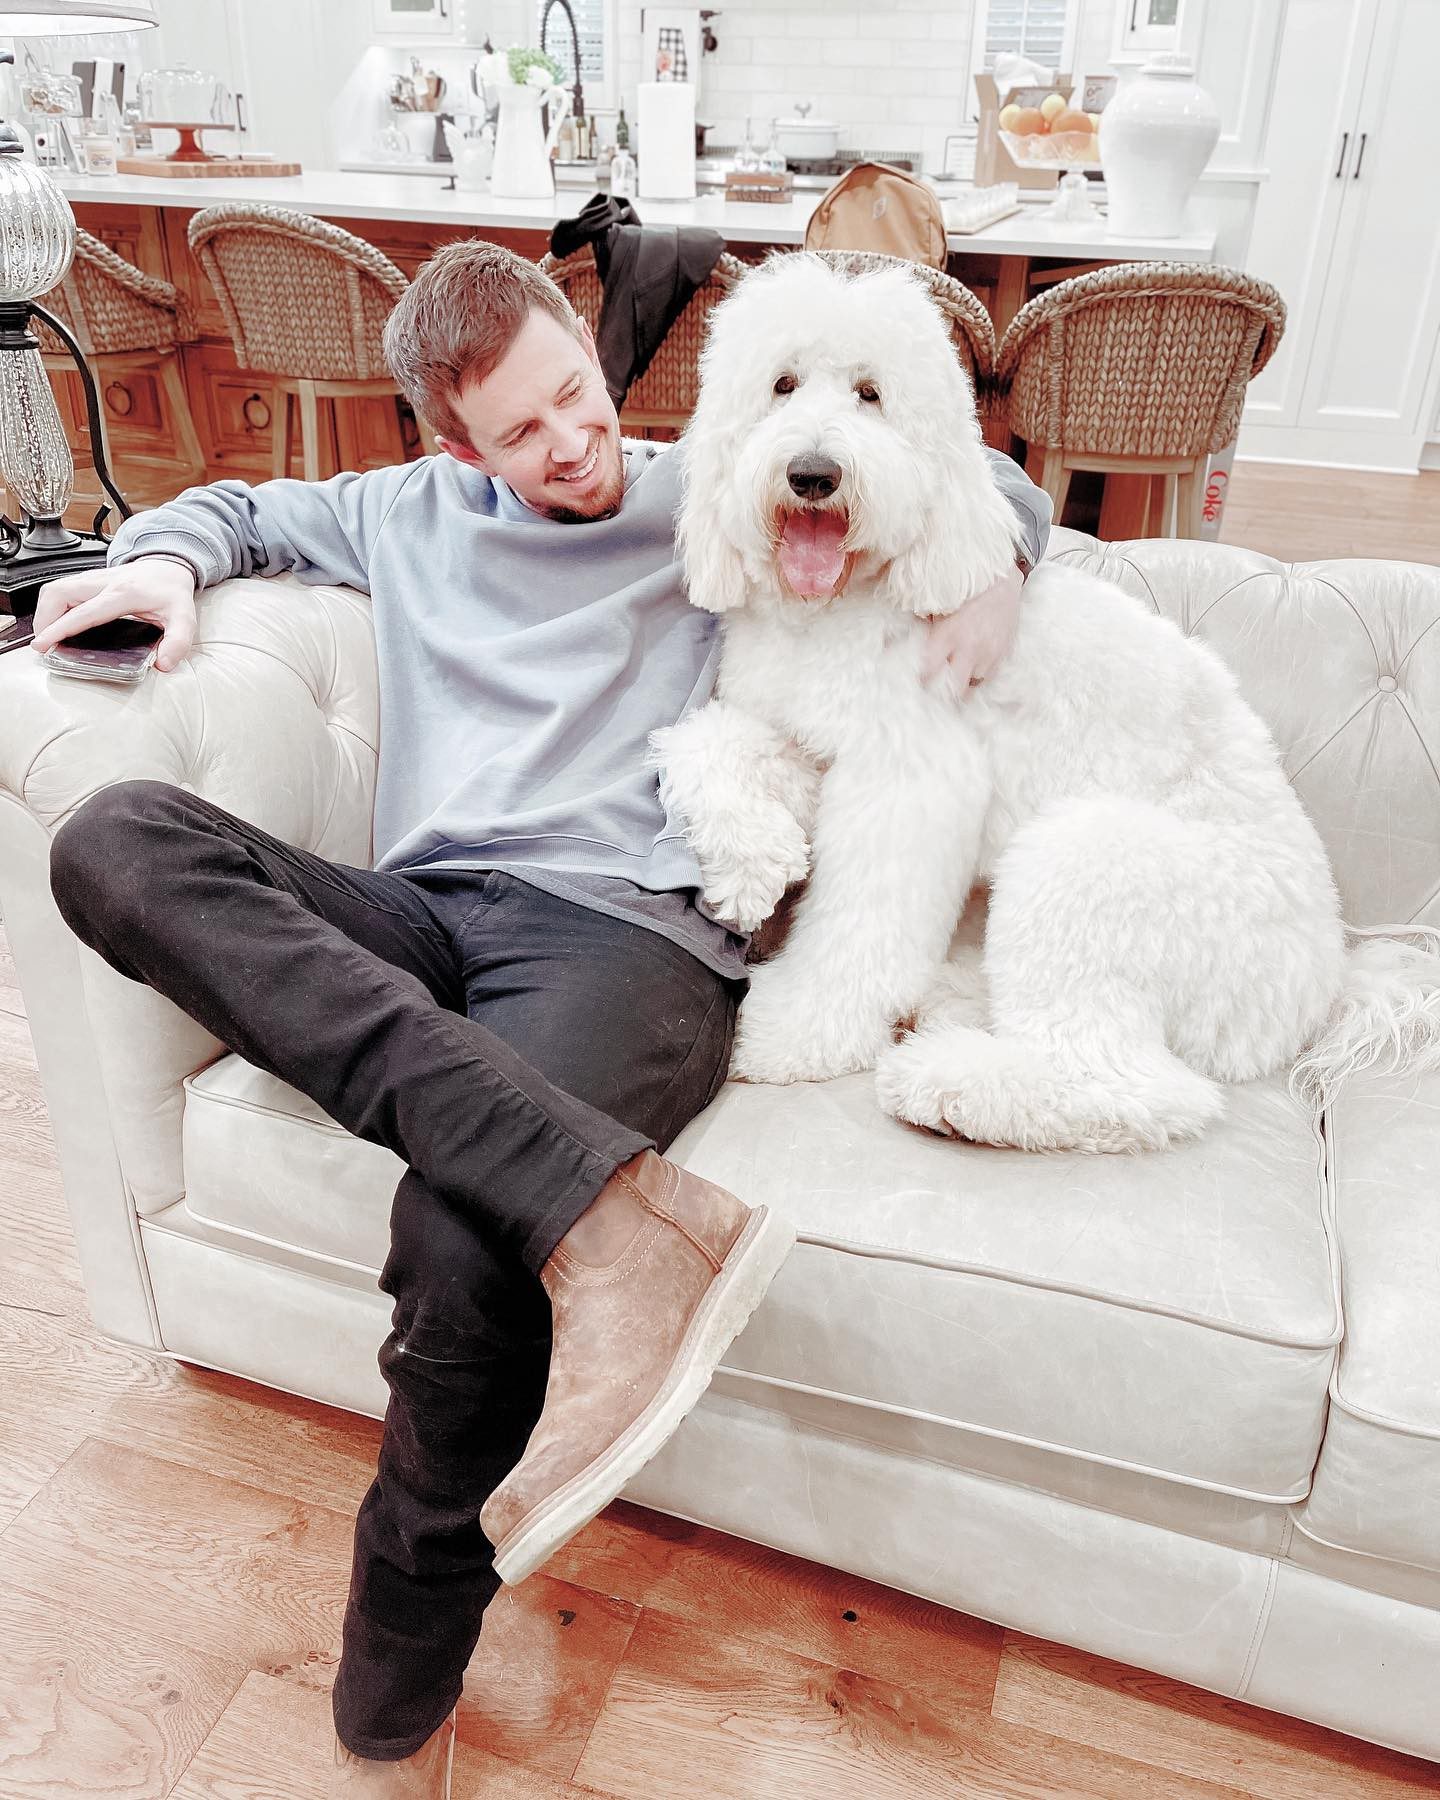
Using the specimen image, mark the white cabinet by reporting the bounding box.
[373,0,455,36]
[1113,0,1188,58]
[1241,0,1440,471]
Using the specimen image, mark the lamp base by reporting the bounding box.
[0,528,109,654]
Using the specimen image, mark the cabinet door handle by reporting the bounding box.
[236,92,248,133]
[1333,131,1348,179]
[1352,131,1367,179]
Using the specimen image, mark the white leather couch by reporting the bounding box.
[3,530,1438,1761]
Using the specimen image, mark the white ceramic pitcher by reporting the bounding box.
[490,83,571,199]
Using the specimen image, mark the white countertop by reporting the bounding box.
[54,168,1218,261]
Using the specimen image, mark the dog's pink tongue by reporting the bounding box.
[778,510,848,598]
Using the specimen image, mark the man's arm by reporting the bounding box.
[31,464,419,670]
[108,465,419,594]
[920,449,1052,688]
[982,444,1051,574]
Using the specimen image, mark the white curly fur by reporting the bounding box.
[654,254,1436,1152]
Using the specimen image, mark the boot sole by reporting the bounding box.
[490,1203,797,1585]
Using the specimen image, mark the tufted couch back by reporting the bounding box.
[1048,531,1440,933]
[0,540,1437,1327]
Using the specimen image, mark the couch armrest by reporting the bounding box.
[0,575,378,1344]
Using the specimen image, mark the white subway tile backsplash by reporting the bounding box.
[819,37,892,66]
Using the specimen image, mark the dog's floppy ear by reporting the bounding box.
[676,406,750,614]
[881,366,1021,617]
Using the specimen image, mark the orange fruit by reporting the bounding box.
[1053,108,1093,134]
[1009,107,1046,135]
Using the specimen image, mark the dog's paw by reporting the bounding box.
[699,811,811,933]
[874,1033,959,1134]
[732,965,889,1084]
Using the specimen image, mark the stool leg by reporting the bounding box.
[1175,458,1206,539]
[298,381,321,483]
[271,389,293,481]
[1160,474,1179,540]
[158,350,206,488]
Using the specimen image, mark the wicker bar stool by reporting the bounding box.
[188,204,436,481]
[538,244,747,434]
[38,227,206,496]
[995,262,1285,538]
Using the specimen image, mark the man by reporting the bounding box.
[33,240,1050,1797]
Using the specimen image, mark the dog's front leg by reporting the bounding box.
[732,717,990,1085]
[651,700,822,932]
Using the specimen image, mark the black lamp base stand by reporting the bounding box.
[0,298,130,656]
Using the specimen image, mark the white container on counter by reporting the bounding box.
[637,80,695,200]
[773,104,839,163]
[1099,53,1220,239]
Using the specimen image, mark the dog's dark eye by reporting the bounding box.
[773,373,798,397]
[856,381,881,405]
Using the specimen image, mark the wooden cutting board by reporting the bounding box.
[116,156,302,179]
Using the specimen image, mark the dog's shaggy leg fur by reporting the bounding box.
[733,723,990,1084]
[651,700,821,933]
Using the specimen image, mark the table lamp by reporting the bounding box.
[0,0,156,649]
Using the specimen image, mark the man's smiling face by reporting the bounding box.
[439,311,627,522]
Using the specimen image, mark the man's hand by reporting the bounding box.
[31,557,198,673]
[919,562,1025,692]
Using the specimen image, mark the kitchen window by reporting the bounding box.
[536,0,616,112]
[973,0,1078,72]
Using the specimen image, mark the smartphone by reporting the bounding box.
[39,616,162,685]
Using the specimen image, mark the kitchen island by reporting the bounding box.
[51,168,1217,516]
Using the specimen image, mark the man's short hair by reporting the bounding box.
[383,239,582,447]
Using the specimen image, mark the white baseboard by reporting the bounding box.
[1235,424,1427,473]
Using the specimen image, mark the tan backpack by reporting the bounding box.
[802,162,949,271]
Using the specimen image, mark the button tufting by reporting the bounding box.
[1377,675,1398,693]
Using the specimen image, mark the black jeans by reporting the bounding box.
[49,779,739,1760]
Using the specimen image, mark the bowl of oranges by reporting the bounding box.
[998,91,1103,169]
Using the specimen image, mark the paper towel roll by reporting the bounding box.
[637,80,696,201]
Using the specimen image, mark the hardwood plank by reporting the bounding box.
[572,1609,1251,1800]
[992,1632,1440,1800]
[1221,464,1440,565]
[171,1670,608,1800]
[0,1390,87,1534]
[0,1438,353,1669]
[0,1273,381,1517]
[0,1582,243,1798]
[553,1500,1003,1717]
[458,1576,642,1781]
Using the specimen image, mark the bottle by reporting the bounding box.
[615,104,629,149]
[609,143,636,198]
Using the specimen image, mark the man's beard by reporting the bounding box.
[535,438,625,522]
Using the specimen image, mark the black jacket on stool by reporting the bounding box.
[551,194,725,409]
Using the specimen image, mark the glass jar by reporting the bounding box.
[138,63,228,124]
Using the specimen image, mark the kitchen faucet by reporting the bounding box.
[539,0,585,124]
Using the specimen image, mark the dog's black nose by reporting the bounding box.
[787,453,843,500]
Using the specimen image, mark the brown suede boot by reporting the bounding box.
[329,1709,455,1797]
[479,1150,795,1585]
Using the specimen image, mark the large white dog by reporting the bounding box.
[653,254,1440,1152]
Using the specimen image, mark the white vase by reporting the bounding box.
[1099,54,1220,239]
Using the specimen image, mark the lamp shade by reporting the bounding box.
[0,0,156,29]
[0,130,75,301]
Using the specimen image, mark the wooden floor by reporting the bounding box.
[1219,460,1440,565]
[4,468,1440,1796]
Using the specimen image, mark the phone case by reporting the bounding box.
[40,643,158,684]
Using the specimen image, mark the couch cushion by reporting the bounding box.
[183,1054,1338,1502]
[1294,1071,1440,1572]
